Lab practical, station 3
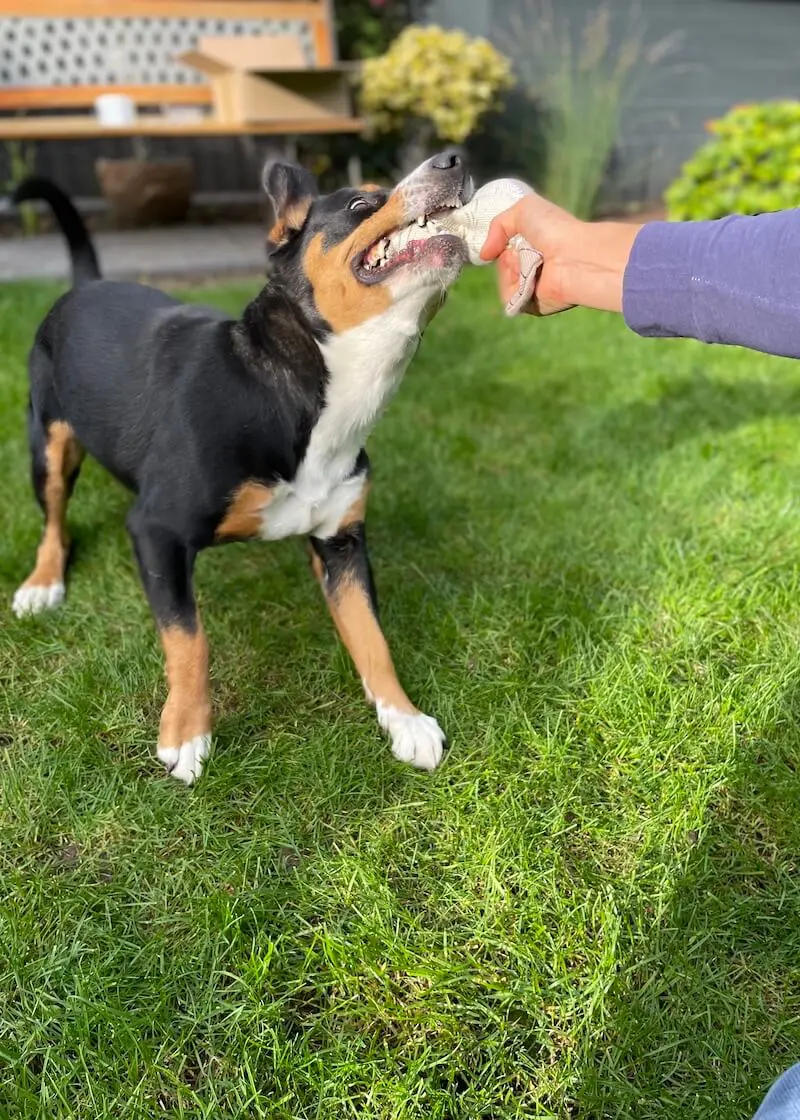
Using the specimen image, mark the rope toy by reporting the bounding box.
[431,178,543,317]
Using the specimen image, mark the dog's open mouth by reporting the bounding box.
[353,203,466,286]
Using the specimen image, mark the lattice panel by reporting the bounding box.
[0,17,315,86]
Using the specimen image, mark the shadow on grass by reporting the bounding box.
[569,683,800,1120]
[582,372,800,463]
[355,348,800,1117]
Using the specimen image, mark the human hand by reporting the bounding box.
[481,192,579,316]
[481,193,640,317]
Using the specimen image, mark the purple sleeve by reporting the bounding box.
[622,211,800,359]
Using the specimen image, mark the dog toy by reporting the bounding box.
[432,178,543,317]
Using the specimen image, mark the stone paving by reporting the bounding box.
[0,223,266,282]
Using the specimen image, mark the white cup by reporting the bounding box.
[94,94,137,127]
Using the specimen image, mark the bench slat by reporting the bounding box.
[0,112,362,137]
[0,85,213,109]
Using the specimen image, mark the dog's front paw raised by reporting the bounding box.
[157,734,211,785]
[376,704,446,771]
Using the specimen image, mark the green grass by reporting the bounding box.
[1,270,800,1119]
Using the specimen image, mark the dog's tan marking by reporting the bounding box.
[20,420,83,590]
[339,483,370,531]
[314,556,416,713]
[311,489,415,715]
[303,191,411,333]
[268,196,315,250]
[360,183,384,193]
[159,625,212,748]
[216,481,274,541]
[304,232,392,332]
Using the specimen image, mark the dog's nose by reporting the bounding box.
[430,150,462,171]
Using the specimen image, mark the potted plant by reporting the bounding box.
[359,24,513,175]
[95,138,194,228]
[93,39,195,228]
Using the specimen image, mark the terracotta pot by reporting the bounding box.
[95,158,194,227]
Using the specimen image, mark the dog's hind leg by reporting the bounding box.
[13,375,84,617]
[127,507,212,785]
[309,492,446,772]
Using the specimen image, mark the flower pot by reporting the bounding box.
[95,158,194,227]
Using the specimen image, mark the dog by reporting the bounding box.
[10,153,473,784]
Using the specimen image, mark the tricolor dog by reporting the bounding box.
[11,153,473,784]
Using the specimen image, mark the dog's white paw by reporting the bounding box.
[376,704,446,771]
[157,734,211,785]
[12,581,65,618]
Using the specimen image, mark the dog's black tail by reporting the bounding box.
[13,177,101,287]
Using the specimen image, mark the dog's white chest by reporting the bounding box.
[257,309,423,543]
[259,472,365,541]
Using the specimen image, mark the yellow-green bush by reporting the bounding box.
[359,24,513,145]
[666,101,800,221]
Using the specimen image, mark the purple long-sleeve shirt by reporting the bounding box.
[622,211,800,359]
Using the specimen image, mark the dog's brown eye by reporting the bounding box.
[348,198,371,211]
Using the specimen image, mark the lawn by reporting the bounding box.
[1,268,800,1119]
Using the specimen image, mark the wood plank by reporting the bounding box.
[0,113,362,138]
[311,16,334,67]
[0,2,328,19]
[320,0,338,61]
[0,85,213,109]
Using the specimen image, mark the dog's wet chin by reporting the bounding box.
[413,234,467,272]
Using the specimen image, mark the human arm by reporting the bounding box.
[481,196,800,360]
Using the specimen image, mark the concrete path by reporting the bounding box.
[0,224,266,282]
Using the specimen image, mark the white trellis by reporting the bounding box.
[0,16,315,87]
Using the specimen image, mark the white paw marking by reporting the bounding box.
[157,734,211,785]
[376,703,446,771]
[12,581,65,617]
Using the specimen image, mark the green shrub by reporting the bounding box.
[666,101,800,221]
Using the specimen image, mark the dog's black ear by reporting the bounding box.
[263,161,319,252]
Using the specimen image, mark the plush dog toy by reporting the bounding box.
[431,178,543,316]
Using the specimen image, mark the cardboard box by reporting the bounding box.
[179,36,358,126]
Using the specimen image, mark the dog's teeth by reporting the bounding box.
[417,215,426,228]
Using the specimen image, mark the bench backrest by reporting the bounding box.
[0,1,336,110]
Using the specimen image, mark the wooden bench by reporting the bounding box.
[0,0,362,138]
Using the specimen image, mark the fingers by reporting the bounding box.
[497,249,520,302]
[481,191,582,318]
[497,244,570,317]
[480,204,523,261]
[505,238,543,318]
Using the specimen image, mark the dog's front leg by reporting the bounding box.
[309,509,446,772]
[127,509,212,784]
